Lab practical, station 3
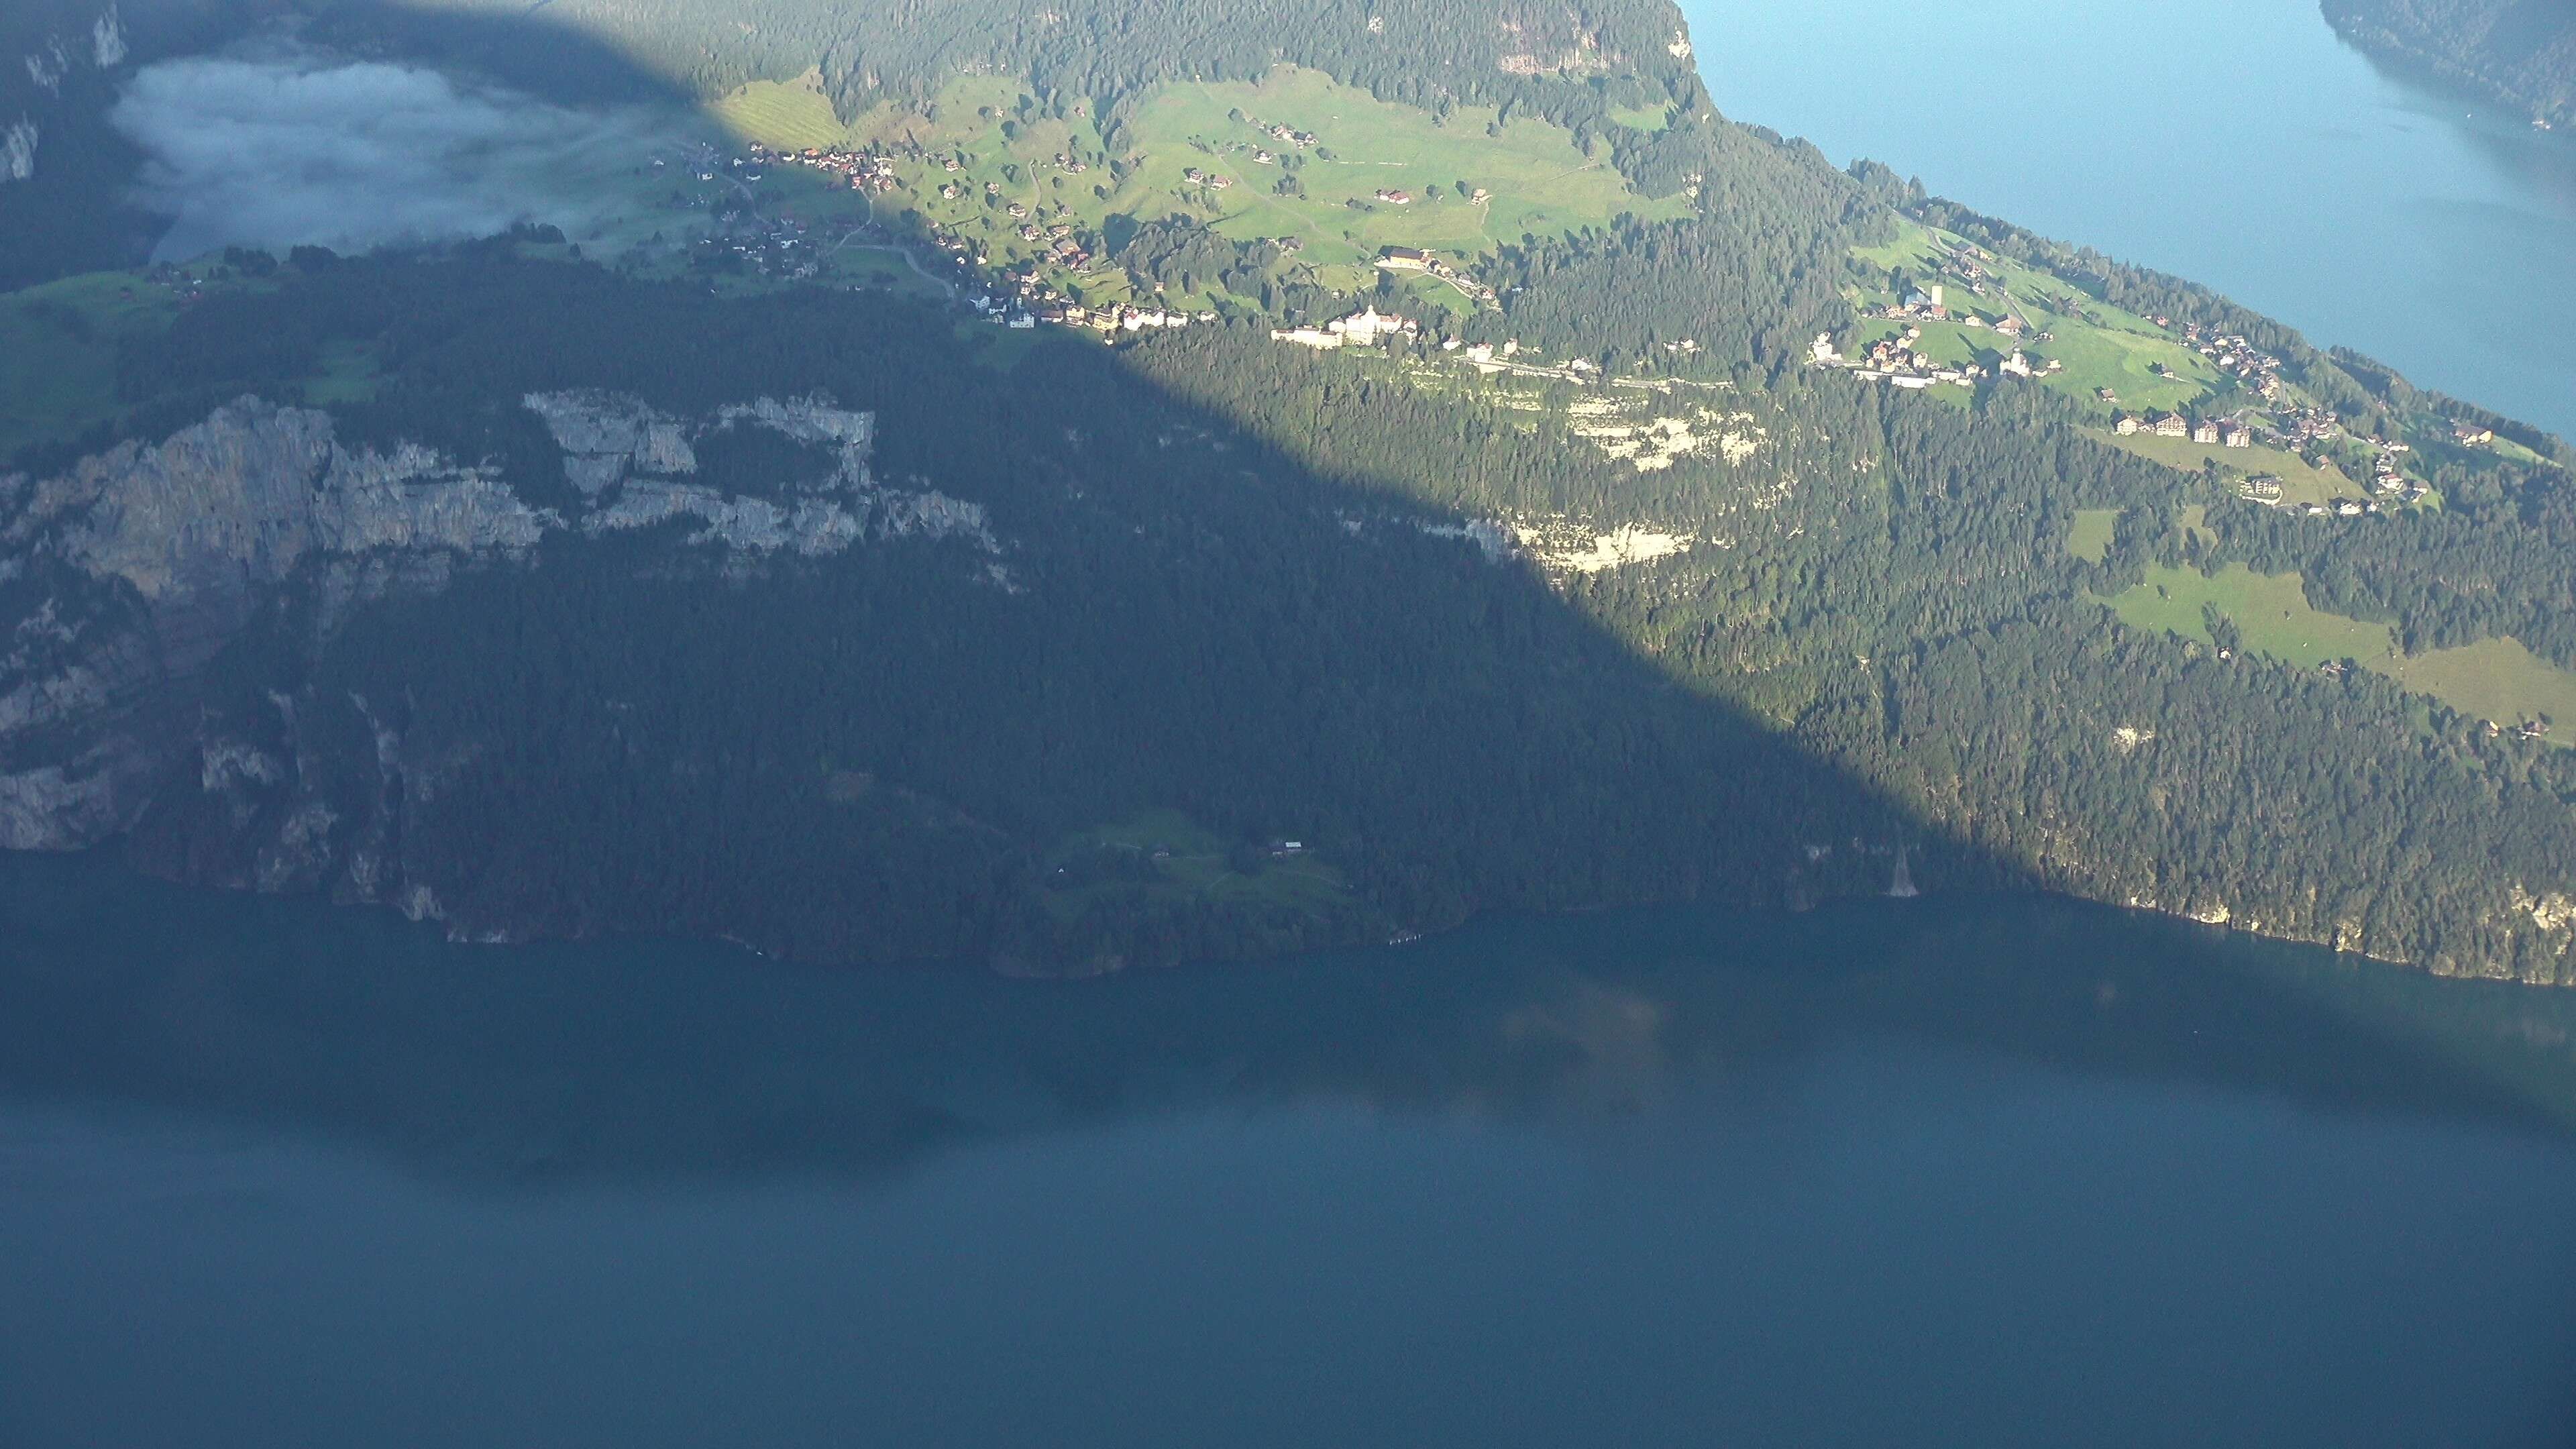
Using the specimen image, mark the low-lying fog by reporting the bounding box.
[113,40,694,260]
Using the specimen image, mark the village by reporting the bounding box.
[1801,227,2477,523]
[628,131,2489,531]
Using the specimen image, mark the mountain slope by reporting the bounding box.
[5,0,2576,982]
[2322,0,2576,127]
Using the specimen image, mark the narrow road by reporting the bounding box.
[829,191,959,297]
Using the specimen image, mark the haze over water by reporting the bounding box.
[1679,0,2576,441]
[5,851,2576,1445]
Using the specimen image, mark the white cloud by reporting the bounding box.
[111,42,687,260]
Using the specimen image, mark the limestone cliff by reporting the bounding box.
[0,390,1002,905]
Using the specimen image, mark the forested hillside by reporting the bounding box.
[7,0,2576,982]
[2321,0,2576,128]
[307,0,1701,134]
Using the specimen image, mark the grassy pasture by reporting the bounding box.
[2094,429,2361,507]
[0,271,180,461]
[2065,508,2120,561]
[709,74,853,150]
[813,65,1680,311]
[1851,218,1946,274]
[2035,321,2220,413]
[1136,69,1685,266]
[2378,637,2576,735]
[2110,564,2391,668]
[1044,808,1354,923]
[2104,564,2576,740]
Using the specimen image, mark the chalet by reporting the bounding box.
[2452,421,2496,447]
[2113,414,2142,435]
[1375,246,1432,272]
[2153,414,2190,439]
[2216,421,2253,449]
[1374,189,1413,205]
[2242,474,2285,502]
[2191,419,2222,445]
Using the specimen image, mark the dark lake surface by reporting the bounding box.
[6,850,2576,1446]
[1679,0,2576,442]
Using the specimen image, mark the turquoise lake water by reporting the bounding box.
[1678,0,2576,441]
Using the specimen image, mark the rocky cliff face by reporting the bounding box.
[0,390,1001,909]
[523,388,996,556]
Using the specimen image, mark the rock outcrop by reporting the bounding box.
[0,390,1000,881]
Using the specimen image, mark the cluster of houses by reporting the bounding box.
[1880,283,1953,321]
[131,261,207,309]
[1811,327,2061,390]
[746,142,900,194]
[1251,118,1320,150]
[676,199,835,284]
[1225,117,1322,169]
[2367,447,2432,503]
[2180,323,2286,401]
[1868,283,2051,345]
[2112,412,2255,447]
[981,294,1219,335]
[2275,407,2343,446]
[1181,166,1236,190]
